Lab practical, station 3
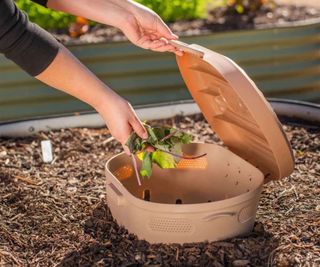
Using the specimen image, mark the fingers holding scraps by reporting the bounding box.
[130,116,148,140]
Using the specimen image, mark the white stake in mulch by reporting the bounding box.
[41,140,53,163]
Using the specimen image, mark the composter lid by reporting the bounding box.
[171,40,294,181]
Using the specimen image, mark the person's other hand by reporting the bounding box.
[96,92,147,154]
[113,0,183,56]
[48,0,182,55]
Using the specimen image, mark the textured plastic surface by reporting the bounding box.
[105,42,295,244]
[172,40,294,181]
[106,143,264,244]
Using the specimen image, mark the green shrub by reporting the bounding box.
[16,0,74,30]
[16,0,209,30]
[136,0,209,22]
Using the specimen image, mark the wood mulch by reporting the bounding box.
[0,114,319,266]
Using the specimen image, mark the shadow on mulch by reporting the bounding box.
[58,202,279,267]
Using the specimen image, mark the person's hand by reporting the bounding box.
[96,91,147,154]
[112,0,183,56]
[43,0,180,151]
[35,45,147,155]
[48,0,182,55]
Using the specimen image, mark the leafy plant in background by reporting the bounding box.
[211,0,271,15]
[136,0,209,22]
[16,0,209,31]
[15,0,271,31]
[126,124,206,186]
[16,0,75,29]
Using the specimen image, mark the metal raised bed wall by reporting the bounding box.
[0,19,319,122]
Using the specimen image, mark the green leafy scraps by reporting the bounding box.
[126,124,207,185]
[140,152,152,177]
[151,151,176,169]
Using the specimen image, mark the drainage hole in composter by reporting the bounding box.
[176,199,183,204]
[208,200,212,202]
[143,189,151,201]
[265,173,271,179]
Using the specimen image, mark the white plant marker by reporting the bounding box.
[41,140,53,163]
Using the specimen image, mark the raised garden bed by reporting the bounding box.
[54,3,320,44]
[0,3,319,123]
[0,114,319,266]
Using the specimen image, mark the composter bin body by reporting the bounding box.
[106,143,264,244]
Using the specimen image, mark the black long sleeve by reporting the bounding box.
[0,0,59,76]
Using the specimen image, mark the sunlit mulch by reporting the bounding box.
[0,114,319,266]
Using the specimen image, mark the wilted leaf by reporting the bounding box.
[152,151,177,169]
[140,152,152,177]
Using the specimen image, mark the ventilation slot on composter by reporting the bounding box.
[177,157,208,169]
[149,217,193,233]
[143,189,151,201]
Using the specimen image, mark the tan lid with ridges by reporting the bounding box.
[170,40,294,181]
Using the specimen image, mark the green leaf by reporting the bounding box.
[152,151,176,169]
[170,144,183,160]
[125,132,137,152]
[125,132,144,153]
[125,123,196,182]
[153,127,166,139]
[146,126,157,143]
[153,143,170,151]
[140,152,153,178]
[179,132,194,144]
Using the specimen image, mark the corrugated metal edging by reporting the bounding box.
[0,19,319,123]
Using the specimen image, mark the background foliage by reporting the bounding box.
[136,0,208,21]
[211,0,270,14]
[16,0,74,29]
[16,0,269,30]
[16,0,209,30]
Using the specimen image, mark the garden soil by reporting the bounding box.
[0,114,319,266]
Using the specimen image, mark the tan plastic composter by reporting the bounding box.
[105,41,295,244]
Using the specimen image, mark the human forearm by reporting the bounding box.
[35,44,147,148]
[35,45,116,112]
[47,0,131,29]
[47,0,180,54]
[1,0,147,149]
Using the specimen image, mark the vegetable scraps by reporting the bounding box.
[126,124,206,186]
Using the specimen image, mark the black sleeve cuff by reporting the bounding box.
[31,0,48,7]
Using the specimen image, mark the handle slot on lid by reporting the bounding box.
[169,40,204,58]
[108,183,126,206]
[202,212,236,222]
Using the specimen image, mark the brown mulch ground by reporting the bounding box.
[54,4,320,45]
[0,114,319,267]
